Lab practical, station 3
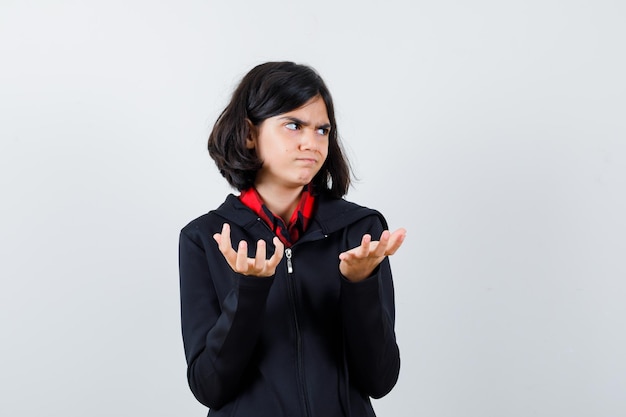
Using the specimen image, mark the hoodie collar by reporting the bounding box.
[212,193,386,237]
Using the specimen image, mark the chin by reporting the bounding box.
[296,176,315,185]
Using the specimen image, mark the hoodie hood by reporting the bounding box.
[211,194,388,237]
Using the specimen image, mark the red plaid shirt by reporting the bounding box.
[238,185,316,247]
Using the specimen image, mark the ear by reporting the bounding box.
[245,119,256,150]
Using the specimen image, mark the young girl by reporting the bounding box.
[179,61,406,417]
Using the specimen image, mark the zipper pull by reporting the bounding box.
[285,248,293,273]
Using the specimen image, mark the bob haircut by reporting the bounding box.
[208,61,351,198]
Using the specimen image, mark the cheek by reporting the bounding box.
[321,142,330,158]
[257,141,282,160]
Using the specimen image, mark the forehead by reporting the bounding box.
[276,95,329,123]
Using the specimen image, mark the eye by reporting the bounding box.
[317,127,330,136]
[285,122,300,131]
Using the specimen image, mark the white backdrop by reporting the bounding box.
[1,1,625,416]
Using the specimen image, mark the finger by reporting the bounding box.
[267,237,284,269]
[254,239,266,272]
[235,240,248,273]
[215,224,239,267]
[339,241,364,261]
[358,234,372,257]
[218,223,233,254]
[385,228,407,256]
[372,230,390,257]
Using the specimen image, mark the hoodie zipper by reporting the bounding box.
[285,247,294,273]
[284,247,312,417]
[253,217,320,417]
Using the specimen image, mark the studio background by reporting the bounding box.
[1,1,625,416]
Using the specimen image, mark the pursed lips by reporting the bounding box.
[295,157,318,164]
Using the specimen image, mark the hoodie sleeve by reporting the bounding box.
[179,227,274,409]
[339,215,401,399]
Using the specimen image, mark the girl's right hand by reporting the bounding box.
[213,223,284,277]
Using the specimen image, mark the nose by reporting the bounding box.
[300,129,318,151]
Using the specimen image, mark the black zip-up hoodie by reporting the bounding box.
[179,194,400,417]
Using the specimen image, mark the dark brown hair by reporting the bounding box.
[208,61,351,198]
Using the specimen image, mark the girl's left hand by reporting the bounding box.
[339,228,406,282]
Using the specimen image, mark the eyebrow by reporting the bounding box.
[278,116,331,130]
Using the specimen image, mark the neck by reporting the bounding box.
[255,183,304,221]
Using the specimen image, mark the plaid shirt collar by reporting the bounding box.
[238,185,316,248]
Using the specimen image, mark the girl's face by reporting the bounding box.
[247,95,330,192]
